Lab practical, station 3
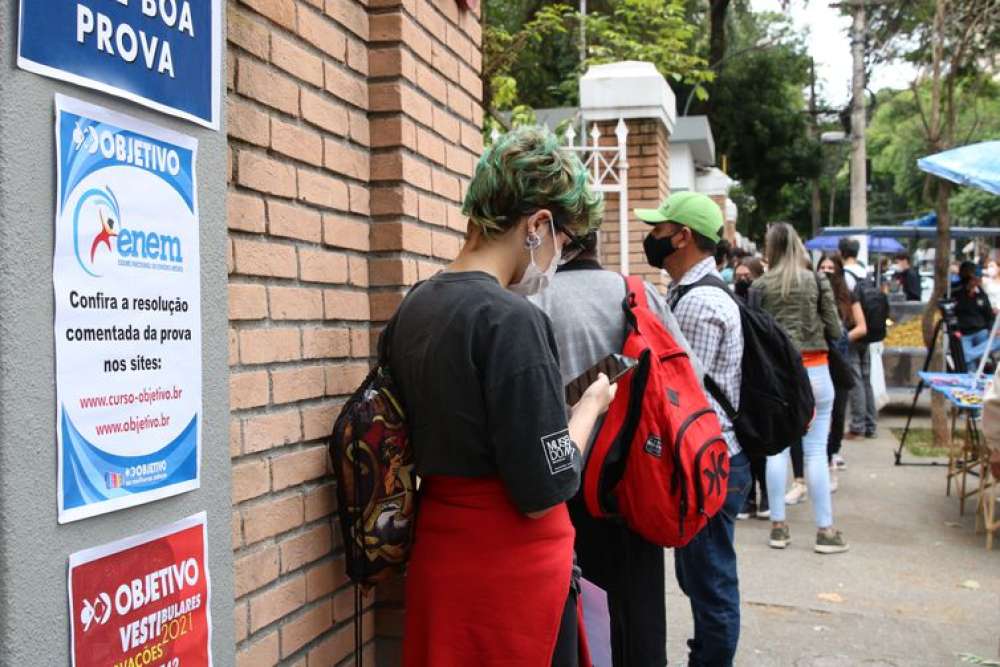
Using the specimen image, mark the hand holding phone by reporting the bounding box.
[564,353,636,405]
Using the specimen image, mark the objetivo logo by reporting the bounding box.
[72,186,184,277]
[80,592,112,632]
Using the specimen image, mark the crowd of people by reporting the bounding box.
[387,126,885,667]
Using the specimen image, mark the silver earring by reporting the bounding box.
[526,233,542,249]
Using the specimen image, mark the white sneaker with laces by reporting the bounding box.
[832,453,847,470]
[785,480,807,505]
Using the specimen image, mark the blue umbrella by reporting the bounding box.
[901,212,938,227]
[804,235,904,253]
[917,141,1000,195]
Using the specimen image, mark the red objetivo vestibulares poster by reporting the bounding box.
[68,513,213,667]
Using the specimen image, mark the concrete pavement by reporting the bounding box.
[665,406,1000,666]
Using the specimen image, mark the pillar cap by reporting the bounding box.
[579,61,676,134]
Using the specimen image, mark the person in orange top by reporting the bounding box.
[753,223,849,555]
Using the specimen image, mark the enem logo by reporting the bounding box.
[72,186,183,277]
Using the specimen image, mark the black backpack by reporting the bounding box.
[853,277,889,343]
[675,275,814,457]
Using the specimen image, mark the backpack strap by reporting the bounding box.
[625,274,649,309]
[703,375,738,421]
[377,280,425,366]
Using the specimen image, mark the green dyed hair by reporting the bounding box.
[462,126,604,238]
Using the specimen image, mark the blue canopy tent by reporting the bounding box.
[901,211,937,227]
[917,141,1000,196]
[804,234,904,253]
[816,225,1000,239]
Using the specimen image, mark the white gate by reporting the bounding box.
[489,119,630,273]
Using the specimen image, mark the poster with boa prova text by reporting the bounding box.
[54,94,201,523]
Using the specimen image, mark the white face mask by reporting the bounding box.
[509,219,561,296]
[988,265,998,279]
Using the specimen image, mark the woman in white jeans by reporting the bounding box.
[753,223,850,554]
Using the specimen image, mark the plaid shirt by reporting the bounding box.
[667,257,743,456]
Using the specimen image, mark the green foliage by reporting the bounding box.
[952,188,1000,228]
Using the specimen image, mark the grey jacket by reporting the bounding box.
[755,268,842,352]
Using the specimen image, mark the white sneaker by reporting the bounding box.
[785,480,807,505]
[832,454,847,470]
[829,467,839,493]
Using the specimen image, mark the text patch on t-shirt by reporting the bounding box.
[541,429,575,475]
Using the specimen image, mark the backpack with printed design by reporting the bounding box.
[582,275,728,548]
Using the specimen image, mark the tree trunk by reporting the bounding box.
[928,180,954,451]
[709,0,731,68]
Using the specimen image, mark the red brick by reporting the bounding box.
[445,143,474,177]
[231,370,269,410]
[228,98,270,147]
[323,290,370,321]
[346,38,368,75]
[272,446,329,491]
[298,6,347,61]
[237,57,299,115]
[348,255,368,286]
[302,327,350,359]
[237,151,297,198]
[233,238,298,278]
[228,7,270,59]
[370,185,418,217]
[249,575,306,632]
[234,545,279,597]
[350,328,370,357]
[271,365,326,403]
[458,62,482,100]
[322,215,369,251]
[268,286,324,320]
[417,259,445,280]
[325,0,368,39]
[402,86,434,126]
[234,601,249,643]
[302,401,342,441]
[299,248,349,284]
[370,291,404,321]
[431,41,459,82]
[239,327,301,364]
[418,193,446,225]
[243,495,305,545]
[446,22,473,61]
[300,89,349,136]
[349,184,370,215]
[230,284,268,321]
[371,153,431,190]
[416,62,448,104]
[279,522,332,574]
[324,63,367,109]
[416,127,446,166]
[369,48,415,80]
[446,202,468,232]
[324,139,369,181]
[236,631,279,667]
[306,624,352,666]
[230,418,243,457]
[370,116,416,150]
[271,119,324,167]
[432,168,461,201]
[271,33,324,87]
[281,600,333,657]
[297,169,350,210]
[304,484,338,523]
[232,459,270,504]
[242,0,296,30]
[267,200,322,242]
[369,258,416,286]
[416,0,446,38]
[233,511,243,550]
[433,106,461,143]
[325,362,370,396]
[461,121,484,153]
[431,230,462,260]
[349,110,370,146]
[447,83,474,121]
[243,410,302,453]
[228,192,266,233]
[371,220,432,254]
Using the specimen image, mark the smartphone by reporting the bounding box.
[564,353,638,405]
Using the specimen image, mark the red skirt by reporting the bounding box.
[403,476,590,667]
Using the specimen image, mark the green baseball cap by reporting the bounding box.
[634,191,724,243]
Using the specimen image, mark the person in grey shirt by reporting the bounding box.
[531,233,699,667]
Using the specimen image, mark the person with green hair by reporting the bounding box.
[388,125,613,666]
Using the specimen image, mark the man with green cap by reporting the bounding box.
[636,191,750,666]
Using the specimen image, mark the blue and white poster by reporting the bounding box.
[54,94,202,523]
[19,0,221,129]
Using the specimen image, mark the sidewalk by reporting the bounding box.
[665,407,1000,666]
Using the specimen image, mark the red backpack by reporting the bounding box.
[582,276,730,548]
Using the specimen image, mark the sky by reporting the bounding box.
[750,0,917,107]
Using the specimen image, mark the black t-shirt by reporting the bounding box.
[896,267,922,301]
[955,284,994,334]
[388,271,581,513]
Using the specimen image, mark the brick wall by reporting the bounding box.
[226,0,481,664]
[597,119,670,287]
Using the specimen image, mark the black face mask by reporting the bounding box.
[734,277,752,299]
[643,231,679,269]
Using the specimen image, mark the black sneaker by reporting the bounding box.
[737,498,755,520]
[865,430,877,439]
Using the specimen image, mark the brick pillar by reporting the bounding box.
[367,1,483,665]
[226,0,481,665]
[580,62,676,291]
